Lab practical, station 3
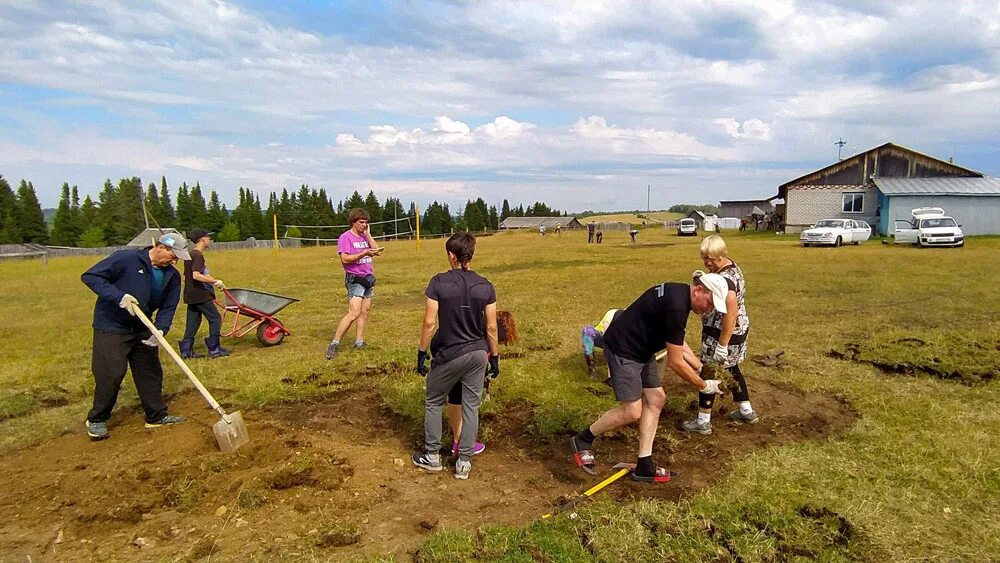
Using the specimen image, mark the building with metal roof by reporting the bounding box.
[873,177,1000,236]
[775,142,984,234]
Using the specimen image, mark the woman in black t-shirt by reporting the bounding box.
[412,233,499,480]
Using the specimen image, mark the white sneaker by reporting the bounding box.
[454,459,472,480]
[681,419,712,435]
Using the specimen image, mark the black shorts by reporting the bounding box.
[605,347,660,402]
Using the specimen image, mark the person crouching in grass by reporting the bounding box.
[413,233,499,480]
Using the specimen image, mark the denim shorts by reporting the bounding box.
[345,277,374,299]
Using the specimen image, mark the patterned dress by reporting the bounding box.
[700,262,749,368]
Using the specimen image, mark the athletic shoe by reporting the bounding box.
[681,419,712,435]
[451,441,486,457]
[411,451,443,472]
[454,459,472,480]
[86,420,109,440]
[325,341,339,360]
[353,341,366,350]
[726,410,759,424]
[145,414,186,428]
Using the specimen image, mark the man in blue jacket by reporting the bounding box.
[81,233,190,440]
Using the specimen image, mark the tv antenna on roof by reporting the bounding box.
[835,138,847,161]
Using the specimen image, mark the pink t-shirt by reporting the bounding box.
[337,230,374,276]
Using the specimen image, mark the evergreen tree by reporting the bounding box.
[70,185,82,240]
[107,177,144,245]
[206,191,227,233]
[96,179,116,240]
[463,200,485,231]
[189,182,208,229]
[159,176,175,224]
[501,199,511,220]
[143,181,161,225]
[489,205,499,230]
[0,175,20,243]
[364,190,382,237]
[175,183,192,233]
[50,182,78,246]
[79,195,98,237]
[344,190,365,213]
[216,222,241,242]
[78,226,105,247]
[16,180,48,243]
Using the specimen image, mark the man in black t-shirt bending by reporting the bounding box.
[570,273,731,483]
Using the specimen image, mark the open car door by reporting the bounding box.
[894,219,918,244]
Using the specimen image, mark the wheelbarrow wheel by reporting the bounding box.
[257,322,285,346]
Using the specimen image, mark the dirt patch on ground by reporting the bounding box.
[829,337,998,385]
[0,377,855,562]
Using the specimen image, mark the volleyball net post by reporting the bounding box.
[272,214,278,256]
[415,205,421,254]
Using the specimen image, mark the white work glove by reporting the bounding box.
[213,280,226,290]
[713,343,729,363]
[119,294,138,316]
[141,329,163,348]
[700,379,725,395]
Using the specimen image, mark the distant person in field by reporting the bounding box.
[539,224,546,236]
[628,228,639,243]
[595,228,603,244]
[570,273,730,483]
[81,233,190,440]
[587,220,596,243]
[413,233,499,480]
[555,222,561,235]
[682,236,758,435]
[326,208,383,360]
[179,228,229,359]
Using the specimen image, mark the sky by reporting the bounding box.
[1,0,998,212]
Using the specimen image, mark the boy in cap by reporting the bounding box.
[570,272,730,483]
[180,228,229,359]
[81,233,189,440]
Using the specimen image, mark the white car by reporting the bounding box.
[893,207,964,248]
[800,219,872,247]
[677,218,698,236]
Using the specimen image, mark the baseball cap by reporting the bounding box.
[187,228,214,243]
[158,233,191,260]
[695,272,728,314]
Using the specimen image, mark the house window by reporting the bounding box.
[842,193,864,213]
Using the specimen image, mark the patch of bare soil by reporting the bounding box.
[0,377,855,562]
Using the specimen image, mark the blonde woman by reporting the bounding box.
[682,235,758,435]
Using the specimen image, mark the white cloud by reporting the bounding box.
[715,118,773,141]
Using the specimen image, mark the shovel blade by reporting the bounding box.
[213,410,250,453]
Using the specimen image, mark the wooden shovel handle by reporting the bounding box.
[131,306,226,417]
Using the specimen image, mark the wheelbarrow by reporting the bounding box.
[215,287,299,346]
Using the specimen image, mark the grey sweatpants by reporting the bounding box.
[424,350,488,460]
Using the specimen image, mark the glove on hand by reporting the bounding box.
[141,329,163,348]
[487,355,500,379]
[700,379,725,395]
[213,280,226,289]
[712,343,729,363]
[119,293,138,316]
[417,349,430,376]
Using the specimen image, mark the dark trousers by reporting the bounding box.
[699,364,751,409]
[182,301,221,340]
[588,231,594,243]
[88,330,168,423]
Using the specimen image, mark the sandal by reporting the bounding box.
[630,466,677,483]
[570,436,597,475]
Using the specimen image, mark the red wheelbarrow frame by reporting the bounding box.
[214,287,293,346]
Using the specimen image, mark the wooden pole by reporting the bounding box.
[272,214,278,256]
[415,206,421,253]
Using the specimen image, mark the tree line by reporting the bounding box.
[0,173,565,247]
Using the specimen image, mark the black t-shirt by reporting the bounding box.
[604,282,691,362]
[183,249,215,305]
[425,269,497,365]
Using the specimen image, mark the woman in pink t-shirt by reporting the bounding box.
[325,208,383,360]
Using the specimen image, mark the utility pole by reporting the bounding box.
[835,138,847,161]
[647,184,650,212]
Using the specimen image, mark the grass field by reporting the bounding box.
[584,211,684,224]
[1,228,998,561]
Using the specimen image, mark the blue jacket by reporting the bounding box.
[81,248,181,335]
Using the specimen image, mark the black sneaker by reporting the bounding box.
[145,414,186,428]
[86,420,109,440]
[325,341,340,360]
[411,451,443,472]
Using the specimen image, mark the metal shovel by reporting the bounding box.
[133,307,250,453]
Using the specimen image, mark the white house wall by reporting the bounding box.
[784,186,879,233]
[886,195,1000,236]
